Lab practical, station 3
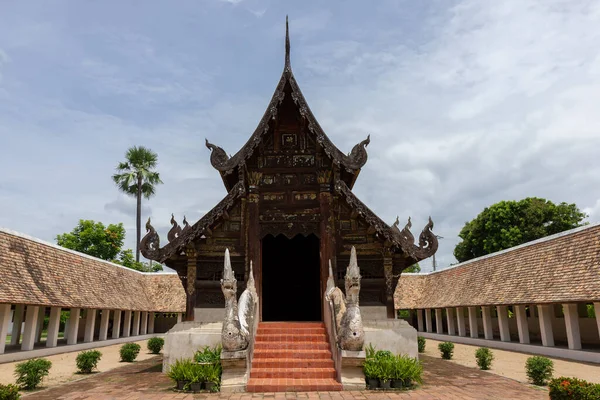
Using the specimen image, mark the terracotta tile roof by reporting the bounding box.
[395,223,600,309]
[0,228,185,312]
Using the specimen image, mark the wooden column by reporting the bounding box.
[247,173,262,319]
[383,249,396,319]
[318,171,335,308]
[185,246,197,322]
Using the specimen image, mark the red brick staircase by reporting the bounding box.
[247,322,342,392]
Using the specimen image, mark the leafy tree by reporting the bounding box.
[454,197,587,262]
[56,220,125,260]
[115,249,163,272]
[112,146,163,262]
[404,263,421,273]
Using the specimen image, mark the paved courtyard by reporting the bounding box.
[22,355,547,400]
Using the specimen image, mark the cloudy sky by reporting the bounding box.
[1,0,599,272]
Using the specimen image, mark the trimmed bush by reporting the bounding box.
[417,336,426,353]
[549,377,600,399]
[475,347,493,370]
[525,356,553,386]
[14,358,52,390]
[76,350,102,374]
[147,337,165,354]
[438,342,454,360]
[0,383,21,400]
[120,343,141,362]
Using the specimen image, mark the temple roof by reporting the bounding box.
[205,17,371,191]
[395,223,600,309]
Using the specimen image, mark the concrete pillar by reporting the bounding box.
[563,303,582,350]
[10,304,24,345]
[417,309,424,332]
[84,309,96,343]
[497,306,511,342]
[537,305,555,347]
[435,309,444,334]
[46,307,61,348]
[446,308,456,335]
[21,306,39,351]
[425,309,433,333]
[122,310,132,338]
[514,305,530,344]
[594,303,600,340]
[177,313,182,323]
[67,308,81,345]
[35,307,46,343]
[456,307,466,337]
[482,306,493,340]
[0,304,12,354]
[148,312,155,334]
[112,310,122,339]
[140,311,148,335]
[132,311,141,336]
[98,309,110,341]
[468,306,478,338]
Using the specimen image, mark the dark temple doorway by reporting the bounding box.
[262,234,321,321]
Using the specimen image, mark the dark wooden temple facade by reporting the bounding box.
[141,20,438,322]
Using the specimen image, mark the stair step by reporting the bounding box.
[254,341,329,350]
[258,327,326,335]
[247,378,342,392]
[252,358,334,369]
[255,334,327,342]
[251,367,336,379]
[253,349,333,359]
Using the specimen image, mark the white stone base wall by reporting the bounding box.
[363,319,418,359]
[162,321,222,372]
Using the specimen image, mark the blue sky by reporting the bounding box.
[1,0,600,271]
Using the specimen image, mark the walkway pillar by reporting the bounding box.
[21,306,39,351]
[0,304,11,354]
[98,309,110,341]
[514,305,530,344]
[594,303,600,340]
[122,310,132,337]
[435,309,444,334]
[35,307,45,343]
[468,306,478,338]
[537,305,555,347]
[148,312,155,334]
[425,309,433,333]
[46,307,61,348]
[177,313,182,324]
[84,309,96,343]
[140,311,148,335]
[10,304,24,345]
[563,303,582,350]
[112,310,122,339]
[446,308,456,335]
[497,306,511,342]
[456,307,466,337]
[482,306,493,340]
[132,311,140,336]
[417,309,424,332]
[67,308,81,345]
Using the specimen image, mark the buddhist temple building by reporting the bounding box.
[140,19,439,323]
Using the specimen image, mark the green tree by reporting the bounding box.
[404,263,421,273]
[115,249,163,272]
[454,197,587,262]
[56,220,125,260]
[112,146,163,262]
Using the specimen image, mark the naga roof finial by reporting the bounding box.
[285,15,291,71]
[223,248,235,281]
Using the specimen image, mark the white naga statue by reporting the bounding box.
[326,246,365,351]
[220,249,258,351]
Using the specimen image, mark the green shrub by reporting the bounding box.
[75,350,102,374]
[167,358,193,383]
[438,342,454,360]
[417,336,426,353]
[525,356,553,386]
[548,377,600,399]
[14,358,52,390]
[120,343,141,362]
[0,383,21,400]
[194,345,222,364]
[147,337,164,354]
[392,355,423,385]
[474,347,493,370]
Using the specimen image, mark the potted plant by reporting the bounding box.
[363,358,380,389]
[167,359,192,391]
[378,358,394,389]
[391,355,403,389]
[204,363,221,392]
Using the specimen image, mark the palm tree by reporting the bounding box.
[112,146,163,262]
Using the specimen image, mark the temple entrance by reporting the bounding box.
[261,234,321,321]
